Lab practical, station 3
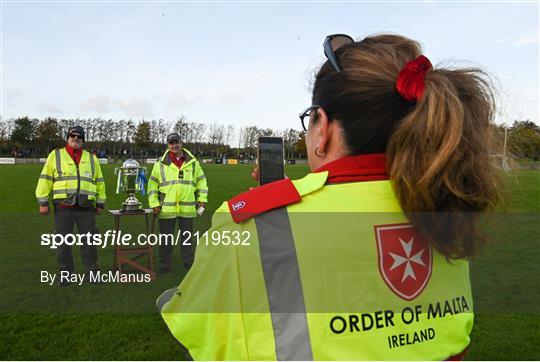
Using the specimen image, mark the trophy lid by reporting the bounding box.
[122,158,140,168]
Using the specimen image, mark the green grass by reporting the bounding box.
[0,164,538,360]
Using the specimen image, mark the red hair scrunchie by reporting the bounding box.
[396,55,432,102]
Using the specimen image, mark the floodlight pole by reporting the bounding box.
[502,126,508,169]
[503,126,507,155]
[237,128,242,160]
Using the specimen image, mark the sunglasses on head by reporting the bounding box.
[69,134,83,140]
[323,34,354,72]
[296,35,354,132]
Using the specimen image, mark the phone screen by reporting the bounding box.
[258,137,284,185]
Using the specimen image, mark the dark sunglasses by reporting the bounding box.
[69,134,83,140]
[323,34,354,72]
[298,105,321,132]
[168,140,180,145]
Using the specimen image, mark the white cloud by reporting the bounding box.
[6,87,23,102]
[498,29,539,48]
[80,95,112,113]
[215,90,244,104]
[114,97,155,118]
[164,91,195,110]
[38,103,64,115]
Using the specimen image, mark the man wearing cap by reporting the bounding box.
[148,132,208,275]
[36,126,106,286]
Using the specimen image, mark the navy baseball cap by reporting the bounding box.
[166,132,181,143]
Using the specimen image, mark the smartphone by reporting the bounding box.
[258,136,285,186]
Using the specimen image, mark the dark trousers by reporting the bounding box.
[158,217,194,270]
[54,207,98,273]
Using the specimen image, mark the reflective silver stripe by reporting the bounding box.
[55,149,62,177]
[150,176,160,184]
[54,175,96,184]
[196,174,206,182]
[52,189,96,196]
[156,287,177,312]
[96,199,106,203]
[160,163,166,183]
[56,176,78,181]
[80,176,95,184]
[79,190,96,196]
[96,177,104,183]
[148,190,158,196]
[254,208,313,361]
[179,201,197,206]
[197,189,208,194]
[37,197,49,202]
[89,154,95,178]
[39,174,53,181]
[53,189,77,195]
[160,180,194,187]
[162,201,177,206]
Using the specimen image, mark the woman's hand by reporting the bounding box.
[251,166,259,182]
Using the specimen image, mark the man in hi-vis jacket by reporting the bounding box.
[36,125,106,286]
[148,132,208,275]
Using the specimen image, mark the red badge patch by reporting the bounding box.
[374,223,432,301]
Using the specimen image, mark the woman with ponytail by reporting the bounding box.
[158,34,498,360]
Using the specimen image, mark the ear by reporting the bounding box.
[315,108,332,153]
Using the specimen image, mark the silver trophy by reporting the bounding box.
[114,159,147,212]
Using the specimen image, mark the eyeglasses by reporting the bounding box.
[69,134,83,140]
[299,105,321,132]
[323,34,354,72]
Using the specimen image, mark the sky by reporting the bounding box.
[1,1,539,134]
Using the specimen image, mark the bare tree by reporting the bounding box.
[173,116,189,142]
[0,118,14,141]
[125,119,135,143]
[224,124,235,146]
[282,128,301,159]
[207,123,225,145]
[241,126,260,149]
[190,122,206,143]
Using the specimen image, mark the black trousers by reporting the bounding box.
[158,217,194,270]
[54,207,98,273]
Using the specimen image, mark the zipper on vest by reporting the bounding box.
[76,162,80,202]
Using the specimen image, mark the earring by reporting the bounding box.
[314,147,325,158]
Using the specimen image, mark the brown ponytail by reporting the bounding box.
[387,66,500,258]
[312,34,500,259]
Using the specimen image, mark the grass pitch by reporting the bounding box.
[0,164,538,360]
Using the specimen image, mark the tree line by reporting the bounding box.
[0,116,307,160]
[1,117,539,161]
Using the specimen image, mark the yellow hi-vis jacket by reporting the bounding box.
[147,148,208,219]
[35,148,106,208]
[157,171,473,360]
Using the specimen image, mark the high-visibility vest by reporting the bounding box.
[157,171,473,360]
[35,148,106,207]
[157,172,473,360]
[148,148,208,219]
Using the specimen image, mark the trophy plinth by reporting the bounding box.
[121,194,144,212]
[115,159,147,213]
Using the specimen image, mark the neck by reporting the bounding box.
[309,148,348,171]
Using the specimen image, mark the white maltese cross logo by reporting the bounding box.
[388,237,426,283]
[375,224,432,300]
